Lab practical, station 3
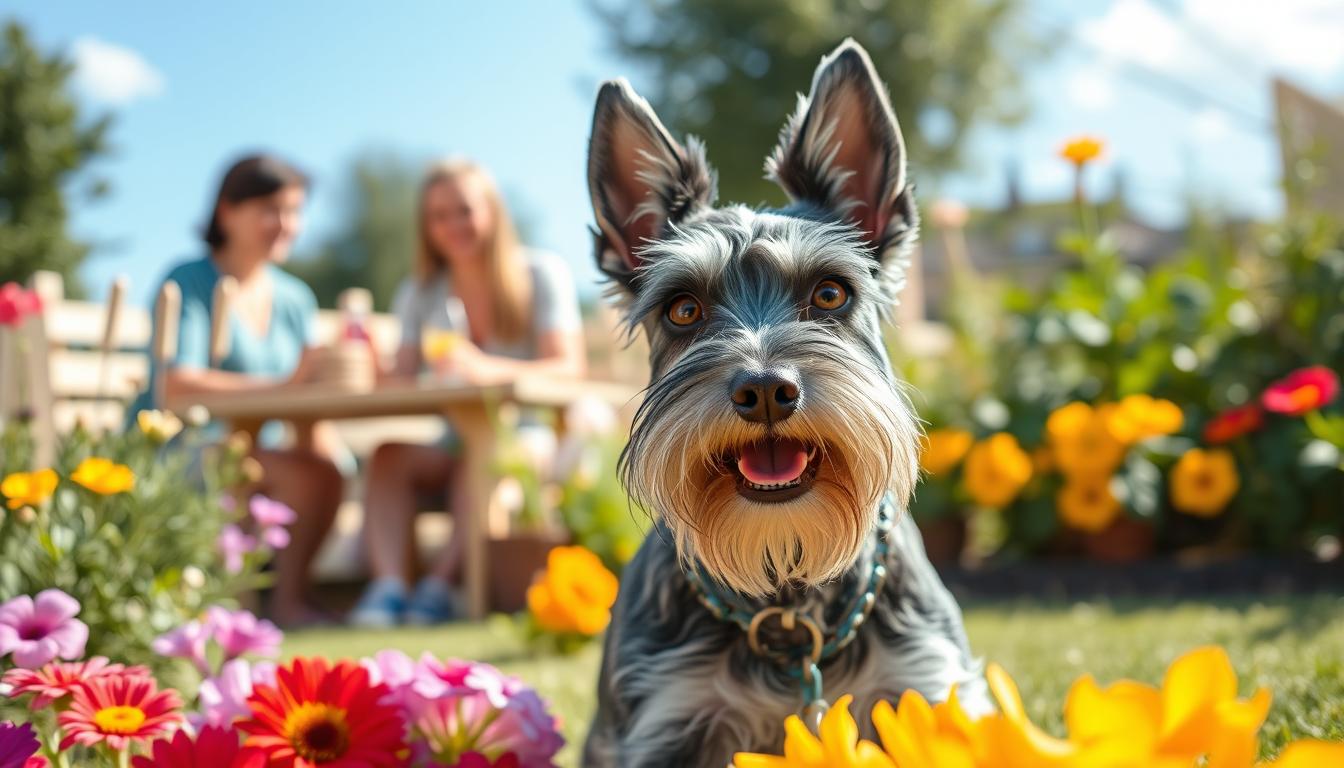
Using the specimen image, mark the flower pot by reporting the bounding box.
[1082,516,1156,563]
[918,516,968,565]
[487,528,571,613]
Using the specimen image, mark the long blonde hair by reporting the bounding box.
[415,158,533,343]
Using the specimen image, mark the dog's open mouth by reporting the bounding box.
[725,437,820,502]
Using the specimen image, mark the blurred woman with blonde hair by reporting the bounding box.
[350,158,585,626]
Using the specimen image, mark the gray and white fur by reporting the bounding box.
[583,39,988,767]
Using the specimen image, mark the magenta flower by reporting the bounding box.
[249,495,295,550]
[206,606,282,660]
[2,656,148,709]
[217,524,257,574]
[0,589,89,668]
[0,722,41,768]
[248,495,296,527]
[401,656,563,768]
[191,657,276,729]
[151,619,210,675]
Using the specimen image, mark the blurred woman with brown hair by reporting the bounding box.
[350,158,585,626]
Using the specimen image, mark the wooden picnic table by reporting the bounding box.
[166,375,639,620]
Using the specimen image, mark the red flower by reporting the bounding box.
[238,657,406,767]
[1262,366,1340,416]
[58,673,182,751]
[133,726,268,768]
[3,656,149,709]
[1203,404,1265,444]
[451,753,520,768]
[0,283,42,327]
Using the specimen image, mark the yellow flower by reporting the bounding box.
[1060,136,1104,166]
[1,468,58,510]
[136,409,183,443]
[1065,645,1271,767]
[962,433,1033,509]
[1104,395,1183,445]
[1267,741,1344,767]
[1170,448,1239,517]
[1047,402,1126,477]
[70,457,135,495]
[526,545,618,636]
[920,429,974,477]
[733,695,895,768]
[1057,475,1122,533]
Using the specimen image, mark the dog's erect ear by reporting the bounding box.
[588,79,717,287]
[766,39,916,260]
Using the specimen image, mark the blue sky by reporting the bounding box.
[9,0,1344,305]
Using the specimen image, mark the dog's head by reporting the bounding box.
[588,39,921,596]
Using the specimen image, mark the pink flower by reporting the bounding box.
[0,589,89,668]
[248,495,296,528]
[0,283,42,328]
[58,673,182,751]
[206,607,282,660]
[1262,365,1340,416]
[217,524,257,574]
[414,655,511,708]
[2,656,148,709]
[151,619,210,675]
[402,656,563,768]
[191,658,276,729]
[0,722,41,768]
[249,495,295,550]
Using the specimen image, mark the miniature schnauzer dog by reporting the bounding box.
[583,39,988,767]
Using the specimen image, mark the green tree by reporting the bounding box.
[289,151,541,310]
[591,0,1038,206]
[287,152,420,311]
[0,19,112,293]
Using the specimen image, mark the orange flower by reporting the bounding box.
[1057,475,1122,533]
[920,429,974,477]
[70,458,135,495]
[1104,395,1183,444]
[1047,403,1126,477]
[527,545,619,636]
[1170,448,1239,517]
[962,433,1033,509]
[733,695,895,768]
[1060,136,1104,166]
[1,469,57,510]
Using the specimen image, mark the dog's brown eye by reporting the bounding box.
[666,295,703,326]
[811,279,848,311]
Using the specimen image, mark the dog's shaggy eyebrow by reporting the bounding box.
[626,218,747,320]
[747,215,880,293]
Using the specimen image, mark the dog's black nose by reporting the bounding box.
[731,370,801,424]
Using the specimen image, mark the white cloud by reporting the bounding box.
[1190,107,1230,141]
[1065,67,1115,110]
[1080,0,1188,73]
[1187,0,1344,79]
[1079,0,1344,82]
[70,37,165,106]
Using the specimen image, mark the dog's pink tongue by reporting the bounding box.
[737,438,809,485]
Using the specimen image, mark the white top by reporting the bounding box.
[392,247,583,361]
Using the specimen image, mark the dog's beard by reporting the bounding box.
[624,334,920,596]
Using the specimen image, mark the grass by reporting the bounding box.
[285,594,1344,766]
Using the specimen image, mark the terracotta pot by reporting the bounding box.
[1082,516,1156,563]
[918,516,968,565]
[486,529,571,613]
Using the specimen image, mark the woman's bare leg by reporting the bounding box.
[363,443,457,586]
[254,448,342,626]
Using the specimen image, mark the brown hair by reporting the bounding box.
[416,159,532,343]
[203,154,309,249]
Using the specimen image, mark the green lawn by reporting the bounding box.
[285,595,1344,766]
